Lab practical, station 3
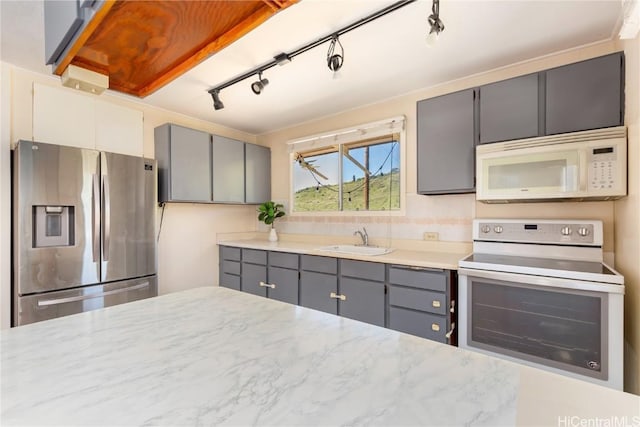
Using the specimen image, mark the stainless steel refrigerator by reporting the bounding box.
[13,140,157,326]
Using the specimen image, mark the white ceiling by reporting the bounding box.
[0,0,624,135]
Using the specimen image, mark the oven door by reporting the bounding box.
[458,268,623,389]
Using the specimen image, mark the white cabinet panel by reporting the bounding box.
[95,101,143,156]
[33,83,94,149]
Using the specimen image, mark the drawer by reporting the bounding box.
[301,255,337,274]
[220,273,240,290]
[388,285,446,316]
[340,259,385,281]
[242,248,267,265]
[221,260,240,275]
[388,306,448,343]
[389,265,448,292]
[269,251,299,270]
[220,246,241,261]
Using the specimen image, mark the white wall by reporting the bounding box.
[615,33,640,395]
[0,64,261,329]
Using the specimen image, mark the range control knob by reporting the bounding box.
[481,225,491,234]
[560,226,572,236]
[493,226,503,234]
[577,227,590,237]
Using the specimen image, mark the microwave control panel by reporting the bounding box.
[588,146,617,190]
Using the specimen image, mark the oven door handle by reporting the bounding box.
[458,268,624,294]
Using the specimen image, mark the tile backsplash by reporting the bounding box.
[259,193,475,242]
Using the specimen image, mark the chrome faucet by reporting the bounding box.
[354,227,369,246]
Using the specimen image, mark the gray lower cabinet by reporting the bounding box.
[267,251,299,305]
[220,247,457,346]
[479,73,540,144]
[155,123,212,203]
[219,246,241,290]
[212,135,245,203]
[417,89,477,194]
[387,265,455,344]
[338,260,385,327]
[241,249,268,297]
[299,255,338,314]
[546,52,624,135]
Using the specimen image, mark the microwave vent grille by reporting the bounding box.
[480,126,627,153]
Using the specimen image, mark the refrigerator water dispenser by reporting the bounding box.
[33,205,74,247]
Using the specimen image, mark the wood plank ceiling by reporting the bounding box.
[54,0,298,97]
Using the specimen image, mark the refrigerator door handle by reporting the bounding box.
[92,174,100,263]
[102,175,111,261]
[37,282,150,307]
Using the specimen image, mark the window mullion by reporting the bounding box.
[338,144,343,211]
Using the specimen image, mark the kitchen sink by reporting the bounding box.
[317,245,393,256]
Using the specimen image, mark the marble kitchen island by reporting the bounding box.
[1,287,638,426]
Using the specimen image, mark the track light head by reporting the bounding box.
[251,72,269,95]
[427,0,445,46]
[427,0,445,45]
[327,36,344,73]
[211,90,224,110]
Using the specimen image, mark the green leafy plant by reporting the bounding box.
[258,201,285,227]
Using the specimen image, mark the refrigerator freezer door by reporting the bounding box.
[14,141,100,295]
[101,152,157,283]
[14,276,158,326]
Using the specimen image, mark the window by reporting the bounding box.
[289,117,404,213]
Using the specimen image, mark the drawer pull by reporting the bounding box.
[445,322,456,342]
[259,281,276,289]
[431,323,440,332]
[330,292,346,301]
[432,300,441,308]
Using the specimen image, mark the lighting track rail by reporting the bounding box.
[207,0,417,110]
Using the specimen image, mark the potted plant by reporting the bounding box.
[258,201,285,242]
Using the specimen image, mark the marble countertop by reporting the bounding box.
[2,287,638,426]
[218,238,467,270]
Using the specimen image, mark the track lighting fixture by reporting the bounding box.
[211,89,224,110]
[326,35,344,73]
[251,72,269,95]
[426,0,445,46]
[206,0,418,110]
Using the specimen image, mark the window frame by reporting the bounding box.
[288,116,406,216]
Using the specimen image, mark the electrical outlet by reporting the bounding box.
[423,232,439,241]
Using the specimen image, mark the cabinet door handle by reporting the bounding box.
[267,283,276,289]
[431,323,440,332]
[329,292,346,301]
[450,300,456,314]
[445,322,456,342]
[259,281,268,287]
[432,300,441,308]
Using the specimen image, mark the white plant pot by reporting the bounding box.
[268,227,278,242]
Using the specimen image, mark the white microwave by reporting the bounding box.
[476,127,627,203]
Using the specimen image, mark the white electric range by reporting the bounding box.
[458,219,624,390]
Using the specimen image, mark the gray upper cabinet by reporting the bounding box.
[417,89,477,194]
[212,135,245,203]
[155,123,271,205]
[44,0,83,65]
[245,143,271,204]
[479,73,540,144]
[546,53,624,135]
[155,124,212,203]
[44,1,105,68]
